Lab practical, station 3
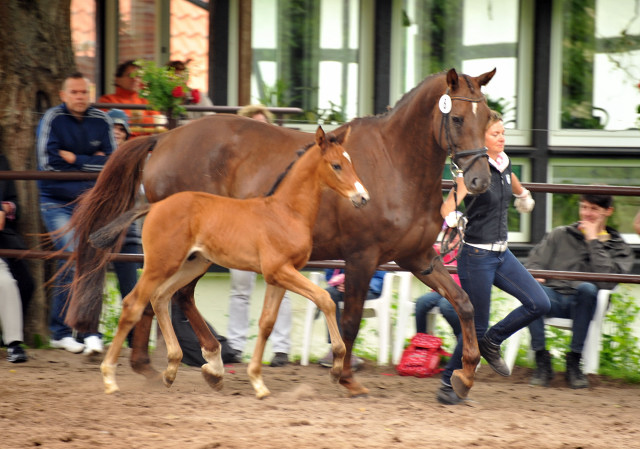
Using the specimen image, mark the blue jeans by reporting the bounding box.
[415,291,461,339]
[528,283,597,354]
[441,245,550,385]
[40,198,101,341]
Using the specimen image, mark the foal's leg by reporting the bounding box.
[150,288,184,388]
[102,279,159,394]
[247,283,286,399]
[175,278,224,391]
[273,267,346,380]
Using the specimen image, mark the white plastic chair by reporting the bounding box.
[300,271,412,366]
[503,289,612,374]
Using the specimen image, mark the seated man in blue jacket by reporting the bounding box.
[317,269,386,369]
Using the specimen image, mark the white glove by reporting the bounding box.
[444,211,466,229]
[514,188,535,213]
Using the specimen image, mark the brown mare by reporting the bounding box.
[67,68,495,399]
[93,126,368,398]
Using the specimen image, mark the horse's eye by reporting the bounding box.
[331,163,342,171]
[452,116,463,126]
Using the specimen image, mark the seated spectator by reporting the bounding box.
[0,153,32,363]
[317,269,386,370]
[98,60,160,127]
[525,193,634,389]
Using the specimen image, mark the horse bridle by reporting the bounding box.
[437,89,488,178]
[421,90,487,275]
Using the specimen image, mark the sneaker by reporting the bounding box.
[83,335,104,355]
[318,350,364,371]
[50,336,85,354]
[270,352,290,367]
[478,335,511,377]
[318,350,333,368]
[227,350,243,364]
[436,384,463,405]
[7,344,27,363]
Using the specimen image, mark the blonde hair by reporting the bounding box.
[237,104,274,123]
[486,110,503,131]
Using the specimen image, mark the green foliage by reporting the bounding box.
[599,289,640,382]
[135,59,192,118]
[100,282,122,346]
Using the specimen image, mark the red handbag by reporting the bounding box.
[396,333,451,378]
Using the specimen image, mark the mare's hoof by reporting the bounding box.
[201,367,224,391]
[340,377,369,397]
[450,370,472,399]
[104,383,120,395]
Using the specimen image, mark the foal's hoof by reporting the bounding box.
[451,369,473,399]
[201,365,224,391]
[104,383,120,395]
[162,372,176,388]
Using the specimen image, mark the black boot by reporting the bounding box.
[478,335,510,376]
[530,349,553,387]
[565,351,589,389]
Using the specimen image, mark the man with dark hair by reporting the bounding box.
[37,72,114,355]
[525,193,634,389]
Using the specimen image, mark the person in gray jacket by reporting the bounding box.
[525,193,634,389]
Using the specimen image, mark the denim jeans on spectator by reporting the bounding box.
[415,291,461,338]
[40,198,101,341]
[528,282,597,354]
[440,245,550,386]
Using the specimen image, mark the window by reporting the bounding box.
[170,0,210,96]
[549,0,640,146]
[394,0,532,145]
[251,0,361,125]
[71,0,97,99]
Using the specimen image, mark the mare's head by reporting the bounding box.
[315,126,369,208]
[434,68,496,194]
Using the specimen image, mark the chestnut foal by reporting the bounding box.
[93,126,369,398]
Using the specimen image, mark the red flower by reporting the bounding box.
[637,81,640,90]
[191,88,201,104]
[172,85,184,98]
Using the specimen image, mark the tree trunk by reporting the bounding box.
[0,0,75,343]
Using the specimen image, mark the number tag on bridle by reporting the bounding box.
[439,94,452,114]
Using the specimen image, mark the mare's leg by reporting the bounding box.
[336,269,371,397]
[174,278,224,391]
[129,303,157,378]
[271,267,346,381]
[410,259,480,398]
[101,278,159,394]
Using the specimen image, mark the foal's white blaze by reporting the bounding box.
[342,151,352,162]
[472,102,478,116]
[355,181,366,194]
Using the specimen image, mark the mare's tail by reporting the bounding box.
[65,136,157,332]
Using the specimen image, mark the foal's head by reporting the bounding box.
[315,126,369,208]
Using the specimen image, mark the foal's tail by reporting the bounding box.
[89,205,151,249]
[65,136,157,332]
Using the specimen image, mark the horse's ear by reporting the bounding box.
[315,125,326,147]
[335,125,351,145]
[446,68,459,91]
[476,68,497,87]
